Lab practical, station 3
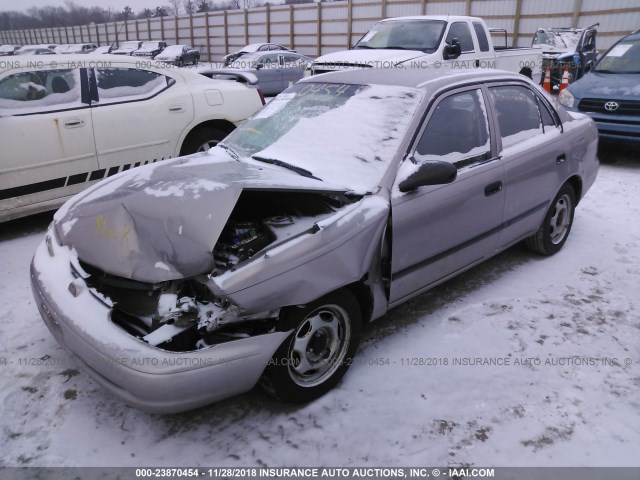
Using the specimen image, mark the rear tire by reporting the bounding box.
[179,126,229,155]
[525,184,576,255]
[260,290,362,403]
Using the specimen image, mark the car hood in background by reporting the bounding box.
[135,47,159,53]
[111,48,137,54]
[313,49,428,67]
[54,153,349,284]
[569,72,640,99]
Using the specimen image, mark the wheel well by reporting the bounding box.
[181,119,236,153]
[345,280,374,324]
[566,175,583,204]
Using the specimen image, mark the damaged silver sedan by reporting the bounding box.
[31,69,599,413]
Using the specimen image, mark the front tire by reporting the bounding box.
[179,126,229,155]
[526,184,576,255]
[260,290,362,403]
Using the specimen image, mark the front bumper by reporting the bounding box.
[591,117,640,146]
[573,102,640,146]
[30,228,289,413]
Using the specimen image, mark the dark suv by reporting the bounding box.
[558,29,640,146]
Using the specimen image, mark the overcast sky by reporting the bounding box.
[0,0,177,14]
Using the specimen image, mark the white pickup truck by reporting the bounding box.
[312,16,542,83]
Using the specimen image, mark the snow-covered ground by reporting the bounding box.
[0,151,638,467]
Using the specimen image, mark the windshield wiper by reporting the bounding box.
[382,46,413,50]
[218,143,240,161]
[251,155,321,180]
[354,45,375,49]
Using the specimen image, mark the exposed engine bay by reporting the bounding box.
[76,190,352,352]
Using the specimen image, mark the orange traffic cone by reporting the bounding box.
[559,67,570,93]
[543,67,551,93]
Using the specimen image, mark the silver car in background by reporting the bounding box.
[31,69,598,413]
[202,51,312,95]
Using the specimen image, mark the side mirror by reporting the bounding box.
[255,63,264,70]
[399,160,457,192]
[443,38,462,60]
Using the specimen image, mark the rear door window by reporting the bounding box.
[489,85,544,148]
[473,22,490,52]
[94,68,173,104]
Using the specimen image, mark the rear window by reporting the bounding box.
[473,22,490,52]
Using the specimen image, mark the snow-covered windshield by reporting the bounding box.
[118,41,140,50]
[140,42,160,49]
[354,20,447,52]
[222,82,423,193]
[159,45,184,56]
[241,44,263,53]
[595,38,640,73]
[533,29,581,52]
[0,45,18,52]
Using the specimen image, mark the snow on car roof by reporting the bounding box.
[303,67,528,92]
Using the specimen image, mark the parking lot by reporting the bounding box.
[0,146,638,467]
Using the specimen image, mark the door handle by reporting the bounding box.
[484,181,503,197]
[556,154,566,165]
[168,105,184,112]
[63,119,84,128]
[475,59,480,67]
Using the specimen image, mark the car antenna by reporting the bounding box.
[110,21,126,52]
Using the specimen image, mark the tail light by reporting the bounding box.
[257,88,266,105]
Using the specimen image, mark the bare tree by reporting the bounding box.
[168,0,182,15]
[196,0,210,12]
[137,8,155,19]
[154,6,170,17]
[184,0,195,14]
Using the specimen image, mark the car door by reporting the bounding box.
[0,67,99,217]
[579,30,597,77]
[255,53,284,95]
[282,54,307,88]
[90,66,195,171]
[389,86,505,305]
[487,83,567,249]
[443,21,490,69]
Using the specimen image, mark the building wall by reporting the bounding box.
[1,0,638,61]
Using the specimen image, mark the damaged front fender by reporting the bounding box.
[209,194,390,314]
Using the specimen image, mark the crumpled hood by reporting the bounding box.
[54,152,349,284]
[313,49,429,67]
[569,72,640,100]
